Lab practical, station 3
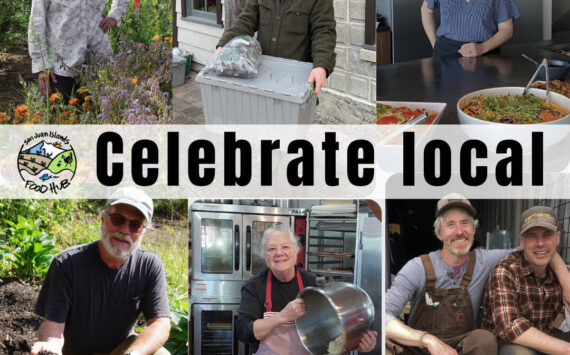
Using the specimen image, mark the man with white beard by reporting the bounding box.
[31,187,171,355]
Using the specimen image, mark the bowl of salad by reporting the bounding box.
[457,87,570,125]
[377,101,446,125]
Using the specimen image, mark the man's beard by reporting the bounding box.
[101,226,141,260]
[447,235,474,257]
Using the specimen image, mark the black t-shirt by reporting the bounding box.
[35,242,170,353]
[236,268,316,353]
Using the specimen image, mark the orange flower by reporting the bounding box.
[152,35,161,41]
[164,37,172,43]
[78,89,88,95]
[49,93,61,103]
[82,101,91,112]
[14,105,28,118]
[132,76,138,85]
[84,95,92,102]
[69,98,79,105]
[63,110,71,116]
[149,97,154,102]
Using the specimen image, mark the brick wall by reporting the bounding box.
[328,0,376,104]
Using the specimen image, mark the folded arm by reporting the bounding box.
[459,18,513,57]
[513,327,570,355]
[386,319,457,355]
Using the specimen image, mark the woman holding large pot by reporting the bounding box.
[236,224,377,354]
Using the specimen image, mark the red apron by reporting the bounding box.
[255,269,311,355]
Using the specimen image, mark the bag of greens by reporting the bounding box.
[203,35,262,78]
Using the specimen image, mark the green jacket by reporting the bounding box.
[217,0,336,75]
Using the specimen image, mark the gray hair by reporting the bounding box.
[261,224,300,261]
[434,207,478,235]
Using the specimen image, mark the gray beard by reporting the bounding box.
[101,229,141,260]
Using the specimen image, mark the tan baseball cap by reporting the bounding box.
[436,193,476,218]
[520,206,557,235]
[106,187,153,224]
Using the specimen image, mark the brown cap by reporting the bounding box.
[520,206,557,235]
[436,193,476,218]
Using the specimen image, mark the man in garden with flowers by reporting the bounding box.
[28,0,129,100]
[31,187,171,355]
[214,0,336,95]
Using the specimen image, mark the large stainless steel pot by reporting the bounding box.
[295,282,374,354]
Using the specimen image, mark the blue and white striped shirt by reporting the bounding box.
[427,0,520,43]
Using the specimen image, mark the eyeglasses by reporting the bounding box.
[104,211,146,233]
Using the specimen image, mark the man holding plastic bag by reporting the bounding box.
[214,0,336,94]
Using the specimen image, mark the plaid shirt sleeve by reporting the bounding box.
[487,264,533,342]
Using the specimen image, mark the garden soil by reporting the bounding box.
[0,42,36,113]
[0,278,42,354]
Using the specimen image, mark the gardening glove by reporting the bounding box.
[100,14,118,34]
[38,71,57,96]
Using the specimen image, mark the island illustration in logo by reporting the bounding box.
[18,140,76,189]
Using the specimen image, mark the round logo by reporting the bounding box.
[18,132,76,194]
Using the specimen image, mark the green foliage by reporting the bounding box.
[0,200,102,232]
[2,217,57,280]
[164,296,189,355]
[0,0,31,48]
[107,0,173,49]
[154,200,187,220]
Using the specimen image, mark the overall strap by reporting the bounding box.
[265,269,304,313]
[459,251,476,288]
[420,254,436,289]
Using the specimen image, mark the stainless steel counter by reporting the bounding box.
[377,38,570,124]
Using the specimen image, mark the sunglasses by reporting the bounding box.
[104,211,146,233]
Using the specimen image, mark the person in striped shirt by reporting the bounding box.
[421,0,519,57]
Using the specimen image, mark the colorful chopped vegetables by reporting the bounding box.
[376,103,437,124]
[530,80,570,99]
[460,94,569,124]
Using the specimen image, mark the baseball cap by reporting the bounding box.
[520,206,557,235]
[436,193,476,218]
[106,187,153,224]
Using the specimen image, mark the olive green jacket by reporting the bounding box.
[217,0,336,75]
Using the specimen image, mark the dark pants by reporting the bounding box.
[433,36,501,57]
[49,74,76,103]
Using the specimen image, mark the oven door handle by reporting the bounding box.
[233,314,239,355]
[235,225,240,271]
[246,225,252,271]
